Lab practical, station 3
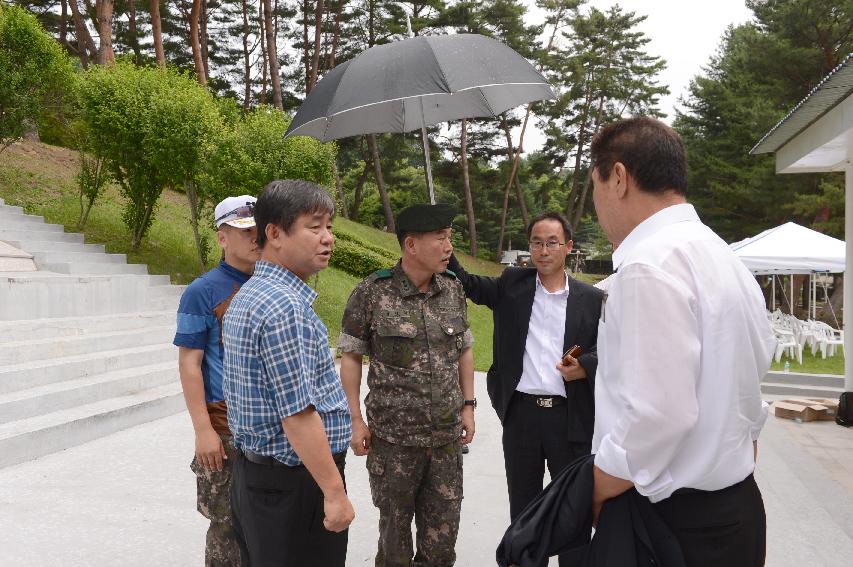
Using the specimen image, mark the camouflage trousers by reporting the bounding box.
[367,436,464,567]
[189,434,241,567]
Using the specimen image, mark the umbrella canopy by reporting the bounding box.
[284,33,554,142]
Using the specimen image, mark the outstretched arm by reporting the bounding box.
[447,253,502,309]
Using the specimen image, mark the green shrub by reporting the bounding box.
[333,229,399,263]
[0,4,75,151]
[202,105,336,203]
[330,239,394,278]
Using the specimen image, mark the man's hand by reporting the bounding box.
[556,355,587,382]
[323,489,355,532]
[460,406,475,445]
[592,464,634,527]
[350,417,372,456]
[196,427,227,471]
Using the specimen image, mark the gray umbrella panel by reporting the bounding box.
[285,34,555,142]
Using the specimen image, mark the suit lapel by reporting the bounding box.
[563,277,585,350]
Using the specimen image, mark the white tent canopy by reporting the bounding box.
[730,222,845,275]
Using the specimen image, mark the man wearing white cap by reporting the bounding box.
[174,195,260,566]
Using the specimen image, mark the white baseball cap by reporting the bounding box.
[214,195,257,229]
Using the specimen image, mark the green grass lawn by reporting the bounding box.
[770,349,844,375]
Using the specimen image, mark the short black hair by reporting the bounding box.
[590,116,688,195]
[255,179,335,248]
[527,211,573,243]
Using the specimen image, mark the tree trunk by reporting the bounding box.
[366,134,395,233]
[190,0,207,84]
[185,180,207,271]
[258,0,268,104]
[351,160,371,222]
[302,0,310,92]
[496,167,512,261]
[69,0,96,68]
[60,0,69,48]
[460,119,477,256]
[201,0,210,81]
[333,161,349,218]
[95,0,115,65]
[327,0,343,69]
[502,6,568,221]
[565,80,595,219]
[500,115,528,227]
[822,275,843,326]
[150,0,166,68]
[263,0,283,109]
[241,0,252,112]
[307,0,325,92]
[570,168,593,230]
[127,0,141,65]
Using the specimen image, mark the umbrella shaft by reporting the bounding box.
[421,125,435,205]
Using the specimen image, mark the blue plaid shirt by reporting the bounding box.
[222,260,352,466]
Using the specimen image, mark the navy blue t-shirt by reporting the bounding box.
[173,261,251,402]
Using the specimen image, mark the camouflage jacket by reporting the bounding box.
[338,262,473,447]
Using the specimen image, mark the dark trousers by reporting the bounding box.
[503,393,590,567]
[230,451,349,567]
[503,393,591,520]
[653,474,766,567]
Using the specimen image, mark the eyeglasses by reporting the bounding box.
[529,240,565,252]
[216,203,255,223]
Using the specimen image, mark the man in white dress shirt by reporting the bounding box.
[589,116,774,566]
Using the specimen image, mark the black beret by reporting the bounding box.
[395,203,456,236]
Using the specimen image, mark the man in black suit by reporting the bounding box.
[448,212,603,525]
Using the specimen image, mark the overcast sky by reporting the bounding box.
[517,0,755,151]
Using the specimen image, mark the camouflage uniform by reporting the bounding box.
[189,433,241,566]
[338,262,473,567]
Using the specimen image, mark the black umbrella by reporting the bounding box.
[284,33,555,203]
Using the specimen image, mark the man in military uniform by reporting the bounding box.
[338,203,476,567]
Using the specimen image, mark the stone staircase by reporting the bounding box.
[0,197,186,468]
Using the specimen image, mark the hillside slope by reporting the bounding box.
[1,141,511,368]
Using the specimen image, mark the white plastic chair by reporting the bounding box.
[814,322,844,359]
[773,328,802,364]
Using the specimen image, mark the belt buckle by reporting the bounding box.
[536,397,553,408]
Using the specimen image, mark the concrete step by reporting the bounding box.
[0,228,84,244]
[0,212,44,224]
[0,310,175,342]
[0,272,165,319]
[0,324,175,365]
[0,382,184,468]
[32,251,127,265]
[1,239,106,254]
[147,284,186,300]
[0,343,177,395]
[0,361,176,424]
[762,371,845,389]
[147,297,181,311]
[0,218,61,231]
[760,381,846,399]
[0,203,24,215]
[40,261,148,275]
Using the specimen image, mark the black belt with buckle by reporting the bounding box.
[241,449,346,468]
[516,391,567,408]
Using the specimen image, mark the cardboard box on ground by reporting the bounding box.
[772,398,840,423]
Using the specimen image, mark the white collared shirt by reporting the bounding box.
[592,204,774,503]
[517,272,570,397]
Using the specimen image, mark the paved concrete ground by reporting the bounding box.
[1,373,852,566]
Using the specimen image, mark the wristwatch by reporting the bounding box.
[463,398,477,408]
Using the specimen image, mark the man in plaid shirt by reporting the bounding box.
[222,179,354,566]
